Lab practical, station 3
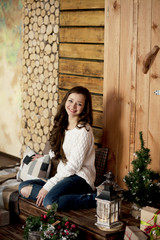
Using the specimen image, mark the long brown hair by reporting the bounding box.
[49,86,93,161]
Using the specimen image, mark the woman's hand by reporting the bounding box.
[32,154,43,161]
[36,188,48,207]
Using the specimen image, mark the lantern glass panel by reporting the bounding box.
[97,202,109,225]
[110,201,119,223]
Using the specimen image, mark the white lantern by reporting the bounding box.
[95,172,123,231]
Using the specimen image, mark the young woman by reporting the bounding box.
[19,86,96,210]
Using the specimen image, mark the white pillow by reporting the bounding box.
[17,147,51,181]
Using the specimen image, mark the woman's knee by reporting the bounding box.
[20,185,33,199]
[46,204,52,210]
[43,197,51,208]
[43,195,57,208]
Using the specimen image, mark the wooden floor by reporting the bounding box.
[0,222,24,240]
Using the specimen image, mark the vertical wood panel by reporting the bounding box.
[129,0,138,170]
[148,0,160,171]
[103,0,121,178]
[103,0,160,188]
[135,0,151,150]
[117,0,137,184]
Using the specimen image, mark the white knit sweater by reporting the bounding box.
[43,124,96,192]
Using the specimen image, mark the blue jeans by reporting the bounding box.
[19,175,96,210]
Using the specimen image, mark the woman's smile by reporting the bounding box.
[68,108,77,113]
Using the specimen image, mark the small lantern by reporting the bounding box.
[95,172,123,230]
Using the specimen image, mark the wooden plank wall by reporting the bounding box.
[59,0,105,146]
[103,0,160,187]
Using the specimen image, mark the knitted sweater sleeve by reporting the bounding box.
[43,127,92,192]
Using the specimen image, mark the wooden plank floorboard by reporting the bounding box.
[0,223,24,240]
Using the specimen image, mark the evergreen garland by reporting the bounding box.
[123,131,160,207]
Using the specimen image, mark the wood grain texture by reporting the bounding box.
[117,0,136,184]
[103,0,121,178]
[148,0,160,171]
[93,111,103,128]
[60,27,104,43]
[60,0,105,10]
[0,224,24,240]
[59,43,104,60]
[135,0,151,149]
[60,10,104,26]
[59,59,103,77]
[59,74,103,94]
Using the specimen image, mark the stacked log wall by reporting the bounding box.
[21,0,60,154]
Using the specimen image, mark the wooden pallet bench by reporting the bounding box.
[18,197,139,240]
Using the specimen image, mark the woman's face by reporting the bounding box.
[65,93,85,119]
